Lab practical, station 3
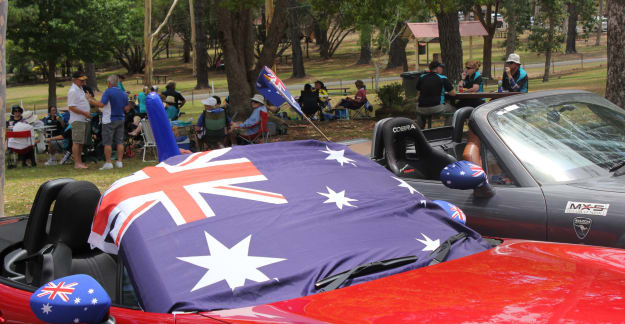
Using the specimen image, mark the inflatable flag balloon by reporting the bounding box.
[256,66,303,116]
[145,92,180,162]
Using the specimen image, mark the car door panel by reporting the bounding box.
[406,180,547,241]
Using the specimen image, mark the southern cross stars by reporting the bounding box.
[416,233,440,251]
[41,303,52,314]
[393,177,420,195]
[318,186,357,210]
[178,232,286,292]
[320,146,356,167]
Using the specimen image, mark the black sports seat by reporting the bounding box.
[27,180,117,298]
[383,117,456,180]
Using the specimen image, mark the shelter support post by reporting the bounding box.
[469,36,473,60]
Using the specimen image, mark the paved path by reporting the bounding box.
[182,57,607,101]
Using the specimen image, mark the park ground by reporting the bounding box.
[3,32,609,216]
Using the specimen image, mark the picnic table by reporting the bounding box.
[153,75,169,84]
[327,87,350,95]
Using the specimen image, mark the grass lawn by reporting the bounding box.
[2,36,610,217]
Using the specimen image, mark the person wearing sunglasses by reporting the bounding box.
[456,60,485,108]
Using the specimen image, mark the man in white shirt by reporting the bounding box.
[67,71,91,169]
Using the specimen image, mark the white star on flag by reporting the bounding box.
[88,288,94,294]
[460,171,466,175]
[393,177,420,195]
[74,318,80,323]
[320,146,356,166]
[318,186,357,209]
[84,307,88,311]
[41,303,52,314]
[178,232,286,292]
[416,233,440,251]
[91,298,98,305]
[74,297,81,304]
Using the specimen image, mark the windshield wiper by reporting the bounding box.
[315,256,418,292]
[609,159,625,173]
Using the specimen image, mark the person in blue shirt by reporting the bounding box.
[87,74,130,170]
[456,60,485,108]
[195,97,232,149]
[137,86,149,116]
[415,61,457,128]
[502,53,528,93]
[230,94,268,144]
[165,96,179,121]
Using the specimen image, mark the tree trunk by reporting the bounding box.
[386,23,409,71]
[505,14,518,57]
[0,0,8,217]
[436,10,463,83]
[317,19,330,59]
[217,0,288,117]
[565,2,578,54]
[357,23,372,65]
[482,34,494,78]
[194,0,209,89]
[596,0,603,46]
[183,38,191,63]
[543,19,555,82]
[144,0,153,86]
[47,57,57,107]
[189,0,196,74]
[85,63,99,92]
[289,0,305,78]
[606,0,625,108]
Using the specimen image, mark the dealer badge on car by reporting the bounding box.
[573,217,592,240]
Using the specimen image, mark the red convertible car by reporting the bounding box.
[2,141,625,323]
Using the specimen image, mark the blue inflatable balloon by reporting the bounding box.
[432,200,467,225]
[145,92,179,162]
[440,160,487,190]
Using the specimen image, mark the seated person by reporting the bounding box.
[195,97,231,149]
[41,106,66,166]
[314,80,332,110]
[336,80,367,111]
[6,105,24,128]
[416,61,456,128]
[164,96,178,121]
[298,84,322,119]
[45,124,73,165]
[7,120,37,167]
[456,60,485,108]
[229,94,268,143]
[502,53,528,93]
[125,100,142,137]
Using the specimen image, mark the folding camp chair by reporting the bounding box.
[238,110,270,144]
[6,130,36,168]
[350,99,373,119]
[139,119,157,162]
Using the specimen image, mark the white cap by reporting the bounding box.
[506,53,521,65]
[201,97,217,106]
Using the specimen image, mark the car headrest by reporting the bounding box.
[452,107,474,143]
[23,178,77,254]
[370,117,393,160]
[382,117,432,175]
[48,181,101,254]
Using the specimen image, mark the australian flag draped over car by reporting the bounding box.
[88,140,489,313]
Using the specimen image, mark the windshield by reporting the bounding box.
[488,93,625,185]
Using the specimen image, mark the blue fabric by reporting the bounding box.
[101,87,127,121]
[437,73,448,105]
[440,160,487,190]
[30,274,111,324]
[166,105,178,121]
[517,67,528,93]
[90,140,491,313]
[256,66,303,116]
[145,92,179,162]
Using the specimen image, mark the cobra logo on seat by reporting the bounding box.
[392,124,416,133]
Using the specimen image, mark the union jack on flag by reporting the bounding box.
[450,205,466,223]
[263,67,287,93]
[469,163,485,178]
[37,281,77,302]
[256,66,303,116]
[89,148,288,254]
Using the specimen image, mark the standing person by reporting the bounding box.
[456,60,485,108]
[42,106,66,165]
[137,86,149,116]
[502,53,528,93]
[87,74,129,170]
[415,61,456,129]
[161,80,186,115]
[67,71,91,169]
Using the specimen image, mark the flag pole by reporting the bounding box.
[300,113,330,142]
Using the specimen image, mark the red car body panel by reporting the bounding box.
[204,240,625,323]
[3,240,625,323]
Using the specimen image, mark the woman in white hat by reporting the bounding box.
[195,97,231,149]
[502,53,528,93]
[230,94,268,143]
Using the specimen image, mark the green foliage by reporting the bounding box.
[377,83,404,109]
[526,0,566,54]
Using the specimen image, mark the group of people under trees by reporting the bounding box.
[415,53,528,128]
[297,80,371,121]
